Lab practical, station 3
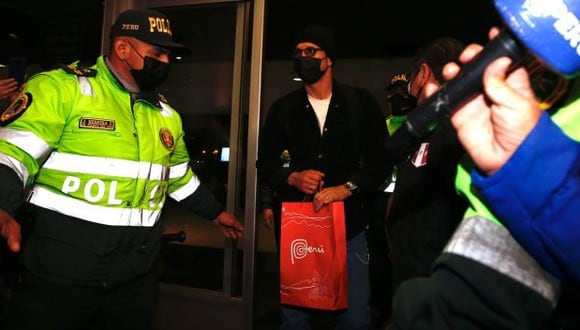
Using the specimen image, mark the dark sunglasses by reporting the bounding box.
[293,47,323,58]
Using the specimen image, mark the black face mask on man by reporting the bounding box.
[126,43,170,92]
[293,57,327,85]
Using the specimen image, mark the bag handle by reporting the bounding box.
[303,181,324,202]
[303,183,322,202]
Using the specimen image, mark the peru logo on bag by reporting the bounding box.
[290,238,325,264]
[279,201,348,310]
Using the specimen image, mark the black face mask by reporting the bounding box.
[125,42,170,93]
[388,93,417,116]
[130,56,170,92]
[293,57,326,84]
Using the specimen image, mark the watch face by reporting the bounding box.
[345,181,358,191]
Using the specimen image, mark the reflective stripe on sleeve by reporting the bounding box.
[169,162,188,179]
[169,174,200,201]
[42,152,169,180]
[0,128,52,160]
[444,216,560,307]
[29,186,161,227]
[0,153,29,186]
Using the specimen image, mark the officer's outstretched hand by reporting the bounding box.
[0,208,21,252]
[0,78,19,101]
[213,211,244,239]
[262,208,274,230]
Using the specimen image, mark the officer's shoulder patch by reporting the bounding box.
[60,63,97,77]
[159,127,175,151]
[0,93,33,126]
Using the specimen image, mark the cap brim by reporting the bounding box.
[156,40,191,56]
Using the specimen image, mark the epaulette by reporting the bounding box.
[136,92,168,109]
[158,93,169,104]
[60,63,97,77]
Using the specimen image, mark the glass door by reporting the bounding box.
[149,2,242,294]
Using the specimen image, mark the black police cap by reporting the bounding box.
[110,8,190,55]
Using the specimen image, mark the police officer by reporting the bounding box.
[0,8,243,330]
[384,72,416,136]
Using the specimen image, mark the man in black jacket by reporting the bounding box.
[257,25,390,329]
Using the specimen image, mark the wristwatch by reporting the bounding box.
[344,181,359,194]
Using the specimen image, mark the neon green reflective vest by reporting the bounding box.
[0,56,199,227]
[386,114,406,136]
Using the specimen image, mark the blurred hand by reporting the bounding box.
[313,185,351,212]
[287,169,325,195]
[262,208,274,230]
[0,208,21,252]
[0,78,19,101]
[441,27,541,176]
[212,211,244,239]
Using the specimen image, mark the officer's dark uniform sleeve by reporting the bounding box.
[0,164,24,216]
[179,183,225,220]
[384,122,417,164]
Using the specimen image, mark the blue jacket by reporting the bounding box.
[472,112,580,283]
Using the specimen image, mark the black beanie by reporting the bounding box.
[294,25,337,60]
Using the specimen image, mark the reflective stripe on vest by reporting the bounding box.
[78,76,94,96]
[444,216,560,307]
[42,151,190,180]
[28,151,200,226]
[44,152,167,180]
[29,185,161,226]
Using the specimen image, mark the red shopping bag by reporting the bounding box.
[279,201,348,310]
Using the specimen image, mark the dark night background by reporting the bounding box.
[264,0,502,59]
[0,0,503,67]
[0,0,104,68]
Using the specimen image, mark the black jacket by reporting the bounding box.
[386,118,467,226]
[257,80,390,240]
[385,117,468,289]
